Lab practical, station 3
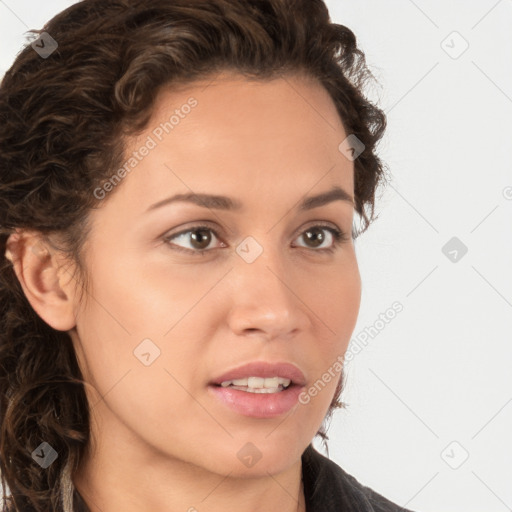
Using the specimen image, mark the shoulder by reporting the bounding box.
[301,444,416,512]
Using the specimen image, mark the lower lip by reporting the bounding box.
[208,384,304,418]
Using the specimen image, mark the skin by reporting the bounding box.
[7,71,361,512]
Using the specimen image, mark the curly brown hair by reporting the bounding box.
[0,0,387,510]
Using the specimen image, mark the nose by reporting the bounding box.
[226,241,311,341]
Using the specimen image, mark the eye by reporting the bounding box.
[163,224,225,254]
[162,223,350,255]
[292,223,349,253]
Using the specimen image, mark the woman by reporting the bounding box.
[0,0,413,511]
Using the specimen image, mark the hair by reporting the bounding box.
[0,0,388,510]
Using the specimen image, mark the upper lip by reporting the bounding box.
[210,361,307,387]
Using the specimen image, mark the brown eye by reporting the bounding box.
[293,225,348,252]
[301,226,327,248]
[187,228,213,250]
[164,225,223,253]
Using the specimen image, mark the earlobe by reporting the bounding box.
[5,230,78,332]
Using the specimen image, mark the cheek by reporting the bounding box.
[72,250,213,404]
[72,291,206,444]
[302,255,361,348]
[298,258,360,407]
[80,247,210,340]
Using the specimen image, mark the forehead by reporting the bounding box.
[148,70,347,149]
[106,71,354,213]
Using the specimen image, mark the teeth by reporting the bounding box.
[230,386,281,393]
[220,376,292,388]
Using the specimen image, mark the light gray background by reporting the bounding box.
[1,1,511,511]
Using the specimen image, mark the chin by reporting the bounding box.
[200,437,307,477]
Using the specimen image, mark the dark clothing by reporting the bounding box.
[72,443,414,512]
[301,444,414,511]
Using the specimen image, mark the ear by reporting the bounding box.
[5,230,78,332]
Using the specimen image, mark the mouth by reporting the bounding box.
[208,361,306,418]
[209,360,306,388]
[214,376,294,394]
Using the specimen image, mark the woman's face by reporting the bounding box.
[70,71,361,476]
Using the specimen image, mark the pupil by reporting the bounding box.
[305,228,324,247]
[191,229,211,249]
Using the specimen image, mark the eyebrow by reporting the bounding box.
[145,185,354,213]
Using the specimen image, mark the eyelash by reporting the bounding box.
[162,223,350,256]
